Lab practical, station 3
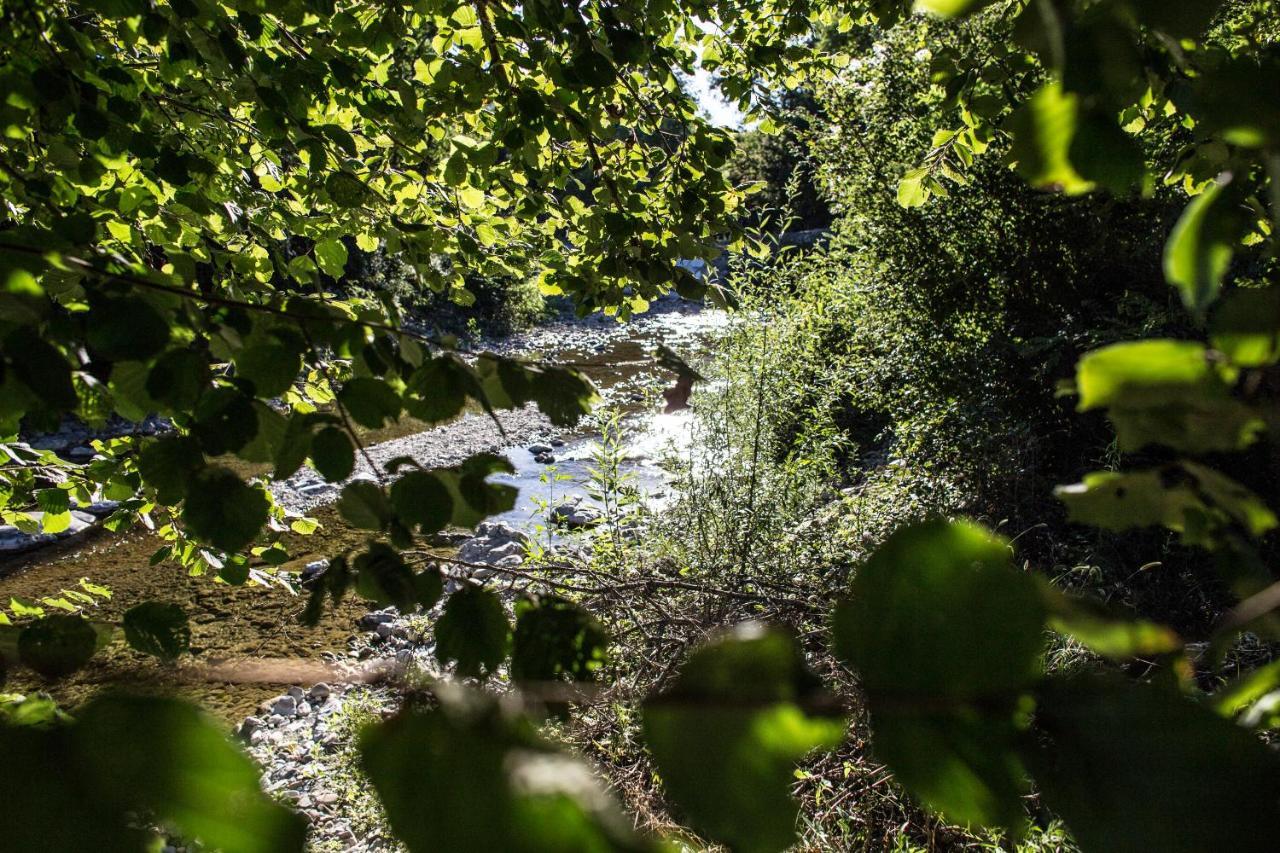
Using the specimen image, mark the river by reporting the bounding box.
[0,296,726,722]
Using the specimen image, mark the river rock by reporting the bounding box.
[271,695,298,717]
[358,609,397,629]
[534,451,555,464]
[308,683,331,702]
[527,443,554,454]
[551,501,603,528]
[300,559,329,584]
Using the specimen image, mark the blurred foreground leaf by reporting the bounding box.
[643,624,845,853]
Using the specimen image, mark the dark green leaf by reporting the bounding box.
[18,614,98,679]
[74,695,307,851]
[234,344,302,397]
[311,426,355,482]
[325,172,367,209]
[146,349,210,411]
[389,470,452,534]
[511,595,608,683]
[339,377,401,429]
[192,388,259,455]
[1038,580,1182,660]
[336,479,391,530]
[1130,0,1226,38]
[361,691,650,853]
[6,328,76,411]
[643,624,844,853]
[1075,340,1263,452]
[122,601,190,661]
[181,466,269,553]
[86,296,171,361]
[1030,676,1280,853]
[832,520,1044,829]
[434,584,510,679]
[1209,286,1280,367]
[138,435,203,505]
[1055,462,1277,546]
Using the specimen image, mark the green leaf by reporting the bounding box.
[1030,677,1280,853]
[237,401,289,464]
[434,584,511,679]
[0,695,305,852]
[352,542,436,612]
[1211,659,1280,719]
[915,0,998,18]
[339,377,401,429]
[897,167,930,208]
[1075,340,1262,452]
[389,470,453,534]
[146,349,210,411]
[1069,110,1145,195]
[325,173,367,209]
[311,426,355,482]
[1038,581,1182,660]
[181,466,269,553]
[511,595,608,683]
[122,601,191,661]
[361,691,650,853]
[6,328,76,411]
[314,237,349,278]
[234,344,302,397]
[1055,462,1277,546]
[74,695,307,852]
[1164,176,1250,316]
[138,435,203,505]
[1209,286,1280,367]
[643,624,845,853]
[1007,82,1093,195]
[36,487,70,515]
[1130,0,1226,38]
[86,296,171,361]
[18,614,98,679]
[443,453,518,528]
[404,355,476,423]
[336,479,391,530]
[832,520,1044,829]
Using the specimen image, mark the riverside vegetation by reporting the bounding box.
[2,0,1280,851]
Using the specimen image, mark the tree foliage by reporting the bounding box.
[3,0,1280,851]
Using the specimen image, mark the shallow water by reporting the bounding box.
[0,300,725,723]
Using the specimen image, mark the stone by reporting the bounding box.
[238,716,263,740]
[551,502,603,528]
[550,438,566,447]
[271,695,298,717]
[300,559,329,584]
[296,701,312,717]
[287,685,305,700]
[375,622,393,640]
[358,610,397,629]
[527,443,554,454]
[308,682,331,702]
[534,451,555,464]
